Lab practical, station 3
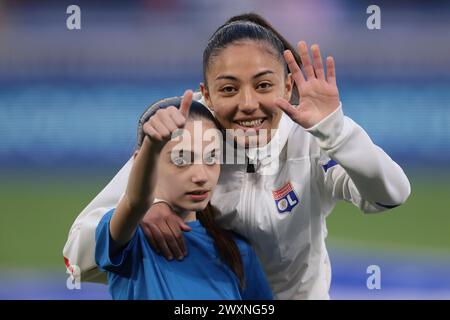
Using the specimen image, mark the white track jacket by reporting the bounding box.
[63,99,411,300]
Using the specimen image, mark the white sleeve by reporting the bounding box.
[62,157,132,283]
[306,103,411,213]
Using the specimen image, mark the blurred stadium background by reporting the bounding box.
[1,0,450,299]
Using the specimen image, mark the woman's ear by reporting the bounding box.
[284,73,293,101]
[200,82,213,111]
[133,150,139,159]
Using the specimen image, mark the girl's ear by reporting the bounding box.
[200,82,213,111]
[133,150,139,159]
[284,73,293,101]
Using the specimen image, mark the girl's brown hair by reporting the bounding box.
[198,204,245,289]
[137,98,245,289]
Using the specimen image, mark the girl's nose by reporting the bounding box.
[191,164,208,184]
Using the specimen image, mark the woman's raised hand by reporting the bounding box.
[275,41,340,129]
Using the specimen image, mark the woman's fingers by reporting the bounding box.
[298,41,315,80]
[284,50,305,87]
[311,44,325,80]
[286,41,328,90]
[141,202,192,260]
[160,220,184,260]
[147,222,173,259]
[140,223,160,253]
[178,220,193,232]
[326,56,336,86]
[141,210,189,260]
[166,218,187,259]
[274,97,298,121]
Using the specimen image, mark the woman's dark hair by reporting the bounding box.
[137,97,245,289]
[203,13,301,104]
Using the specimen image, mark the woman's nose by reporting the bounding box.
[239,88,258,114]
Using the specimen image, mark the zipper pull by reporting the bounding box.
[246,162,255,173]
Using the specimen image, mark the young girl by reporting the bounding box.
[65,13,410,299]
[95,92,273,299]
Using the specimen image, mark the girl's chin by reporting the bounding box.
[179,199,209,211]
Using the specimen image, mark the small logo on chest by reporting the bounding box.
[272,182,299,214]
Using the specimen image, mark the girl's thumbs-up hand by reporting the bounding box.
[143,90,193,146]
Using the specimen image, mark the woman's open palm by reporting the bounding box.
[275,41,340,129]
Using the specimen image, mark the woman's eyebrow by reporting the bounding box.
[253,70,274,78]
[215,75,238,81]
[215,70,274,81]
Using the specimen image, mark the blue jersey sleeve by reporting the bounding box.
[241,243,274,300]
[95,209,139,274]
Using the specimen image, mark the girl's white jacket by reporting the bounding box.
[63,98,411,300]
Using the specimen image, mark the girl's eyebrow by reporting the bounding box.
[168,149,197,158]
[215,70,274,81]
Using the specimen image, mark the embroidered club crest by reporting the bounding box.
[272,182,299,214]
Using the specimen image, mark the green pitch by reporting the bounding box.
[1,169,449,270]
[326,173,450,256]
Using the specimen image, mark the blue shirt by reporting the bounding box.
[95,210,273,300]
